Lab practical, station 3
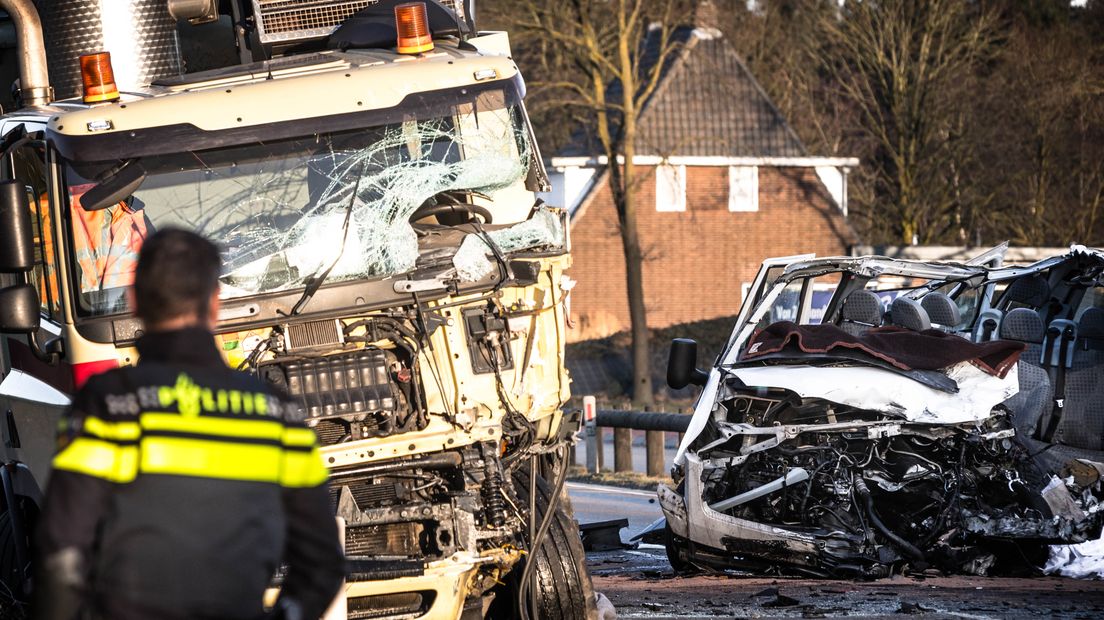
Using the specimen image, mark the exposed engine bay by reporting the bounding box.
[660,246,1104,579]
[677,387,1101,577]
[229,267,584,616]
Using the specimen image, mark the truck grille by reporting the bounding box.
[283,349,396,418]
[252,0,379,44]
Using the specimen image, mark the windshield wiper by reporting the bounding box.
[285,161,364,316]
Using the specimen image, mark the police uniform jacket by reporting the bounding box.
[33,327,344,620]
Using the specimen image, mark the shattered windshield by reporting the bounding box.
[62,84,536,316]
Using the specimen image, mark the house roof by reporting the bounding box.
[558,25,808,159]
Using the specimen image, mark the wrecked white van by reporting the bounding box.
[658,245,1104,577]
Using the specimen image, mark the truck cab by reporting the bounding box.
[0,2,593,618]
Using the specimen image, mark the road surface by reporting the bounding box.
[566,482,1104,619]
[566,481,663,538]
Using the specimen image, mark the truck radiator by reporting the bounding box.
[285,319,343,350]
[252,0,380,44]
[347,592,434,620]
[345,522,422,557]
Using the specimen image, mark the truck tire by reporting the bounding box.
[0,509,29,610]
[0,494,38,606]
[486,467,597,620]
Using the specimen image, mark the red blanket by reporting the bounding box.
[742,321,1024,378]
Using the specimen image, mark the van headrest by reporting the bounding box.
[921,292,961,328]
[1003,274,1050,308]
[841,290,884,325]
[999,308,1045,344]
[1079,307,1104,350]
[890,297,931,331]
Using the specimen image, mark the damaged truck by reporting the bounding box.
[659,245,1104,578]
[0,1,594,618]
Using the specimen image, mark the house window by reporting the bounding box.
[729,166,759,212]
[655,164,686,212]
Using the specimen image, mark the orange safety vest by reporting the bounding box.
[34,187,148,303]
[69,186,148,293]
[32,193,59,312]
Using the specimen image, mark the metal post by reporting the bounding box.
[596,426,605,471]
[583,395,598,474]
[645,430,664,477]
[613,428,632,473]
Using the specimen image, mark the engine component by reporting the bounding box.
[260,346,424,443]
[327,443,521,587]
[463,303,513,374]
[481,455,507,527]
[285,318,344,351]
[710,467,809,512]
[282,349,396,417]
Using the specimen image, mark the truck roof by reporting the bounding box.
[29,36,516,144]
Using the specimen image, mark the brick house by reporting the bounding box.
[545,25,859,342]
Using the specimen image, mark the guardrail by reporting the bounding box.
[577,395,690,477]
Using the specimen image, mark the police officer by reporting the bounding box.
[33,229,344,620]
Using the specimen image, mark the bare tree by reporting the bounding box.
[508,0,689,405]
[977,27,1104,246]
[818,0,998,245]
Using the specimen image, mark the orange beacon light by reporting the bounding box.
[80,52,120,104]
[395,2,434,55]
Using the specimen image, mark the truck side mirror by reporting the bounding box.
[0,283,40,333]
[667,338,708,389]
[0,179,35,272]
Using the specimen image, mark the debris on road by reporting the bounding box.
[580,519,633,551]
[589,548,1104,620]
[896,601,931,614]
[1047,533,1104,579]
[595,592,618,620]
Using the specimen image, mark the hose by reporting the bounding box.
[853,475,926,563]
[517,446,570,620]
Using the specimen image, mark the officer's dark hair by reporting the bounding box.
[133,228,221,325]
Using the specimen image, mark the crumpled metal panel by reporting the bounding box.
[36,0,183,100]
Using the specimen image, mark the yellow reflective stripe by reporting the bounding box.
[280,425,327,488]
[83,416,141,442]
[282,426,319,448]
[281,446,329,488]
[52,437,138,483]
[140,412,284,441]
[140,436,282,483]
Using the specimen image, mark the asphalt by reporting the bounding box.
[566,481,664,537]
[566,482,1104,620]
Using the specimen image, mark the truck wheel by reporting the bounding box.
[0,508,29,605]
[486,467,597,620]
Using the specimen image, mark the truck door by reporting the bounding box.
[0,122,70,479]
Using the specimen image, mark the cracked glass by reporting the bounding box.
[63,85,540,316]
